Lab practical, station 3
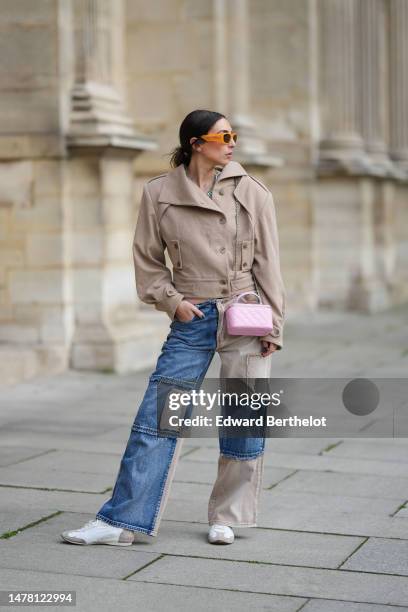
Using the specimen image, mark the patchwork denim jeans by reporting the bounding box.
[96,294,272,536]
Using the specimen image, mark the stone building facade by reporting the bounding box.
[0,0,407,383]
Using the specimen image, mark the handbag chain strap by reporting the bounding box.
[233,176,261,298]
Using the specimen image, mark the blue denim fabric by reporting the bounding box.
[96,299,265,535]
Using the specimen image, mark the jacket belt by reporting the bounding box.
[172,270,256,298]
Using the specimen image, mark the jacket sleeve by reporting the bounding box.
[132,183,185,321]
[251,190,286,350]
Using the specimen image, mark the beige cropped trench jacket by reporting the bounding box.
[132,160,286,349]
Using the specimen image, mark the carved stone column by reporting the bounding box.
[67,0,158,372]
[347,178,392,311]
[318,0,369,174]
[358,0,396,177]
[389,0,408,175]
[213,0,282,169]
[68,0,155,148]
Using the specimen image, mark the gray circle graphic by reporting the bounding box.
[342,378,379,416]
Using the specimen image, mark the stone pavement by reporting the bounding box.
[0,303,408,611]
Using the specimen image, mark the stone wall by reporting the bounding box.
[0,0,407,383]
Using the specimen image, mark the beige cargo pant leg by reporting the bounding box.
[207,296,272,528]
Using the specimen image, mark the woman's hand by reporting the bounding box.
[260,340,279,357]
[175,300,205,322]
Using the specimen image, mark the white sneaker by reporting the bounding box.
[61,518,134,546]
[208,524,234,545]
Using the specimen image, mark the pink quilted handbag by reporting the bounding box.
[225,291,274,336]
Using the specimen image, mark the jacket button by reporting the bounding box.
[174,243,179,249]
[221,288,228,295]
[219,217,226,224]
[220,247,226,254]
[272,329,280,337]
[219,189,224,196]
[243,262,248,267]
[220,279,227,285]
[243,243,248,249]
[166,287,176,296]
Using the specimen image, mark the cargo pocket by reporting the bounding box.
[246,352,272,383]
[241,239,254,271]
[168,239,183,269]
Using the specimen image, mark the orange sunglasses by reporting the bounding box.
[198,131,238,145]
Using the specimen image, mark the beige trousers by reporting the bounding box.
[208,295,272,527]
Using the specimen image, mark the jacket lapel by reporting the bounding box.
[228,169,255,223]
[218,162,256,224]
[158,161,249,215]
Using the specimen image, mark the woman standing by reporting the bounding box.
[61,109,286,547]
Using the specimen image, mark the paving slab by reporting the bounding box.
[340,537,408,576]
[87,425,135,443]
[302,600,408,611]
[0,538,160,580]
[271,469,408,500]
[395,505,408,518]
[3,449,124,476]
[262,488,402,516]
[0,445,54,467]
[0,434,126,455]
[1,416,115,437]
[0,509,60,538]
[348,438,408,446]
[129,555,408,606]
[0,486,112,515]
[323,440,408,463]
[257,506,408,539]
[0,466,112,492]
